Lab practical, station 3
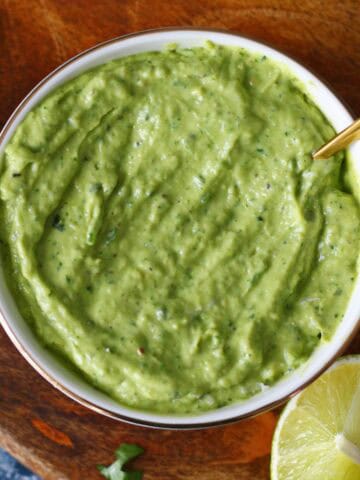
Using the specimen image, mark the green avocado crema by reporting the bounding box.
[0,43,359,414]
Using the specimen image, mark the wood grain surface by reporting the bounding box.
[0,1,359,479]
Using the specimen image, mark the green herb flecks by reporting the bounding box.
[97,443,144,480]
[52,214,65,232]
[106,227,118,244]
[89,182,102,193]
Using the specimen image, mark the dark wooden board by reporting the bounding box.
[0,1,359,478]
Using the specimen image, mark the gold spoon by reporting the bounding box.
[313,118,360,160]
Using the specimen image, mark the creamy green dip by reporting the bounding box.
[0,44,359,414]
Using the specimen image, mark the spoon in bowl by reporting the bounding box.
[313,118,360,160]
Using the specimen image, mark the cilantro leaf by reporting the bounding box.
[114,444,144,464]
[97,443,144,480]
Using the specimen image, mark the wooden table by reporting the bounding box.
[1,1,359,479]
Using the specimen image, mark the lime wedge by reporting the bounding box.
[271,355,360,479]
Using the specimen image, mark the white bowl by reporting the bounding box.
[0,28,359,429]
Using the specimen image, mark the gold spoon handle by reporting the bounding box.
[313,118,360,160]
